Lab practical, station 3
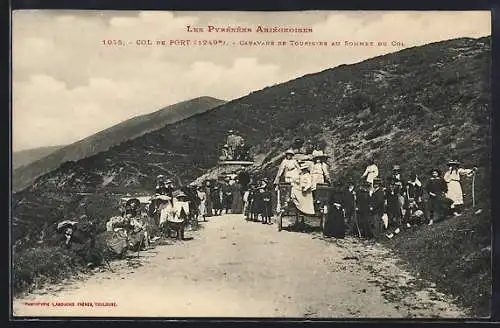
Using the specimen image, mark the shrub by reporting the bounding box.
[12,246,80,294]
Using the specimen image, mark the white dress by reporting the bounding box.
[274,158,300,184]
[311,162,331,190]
[197,191,207,216]
[443,168,474,207]
[362,164,379,184]
[159,199,189,224]
[290,172,315,215]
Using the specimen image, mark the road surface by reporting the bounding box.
[13,214,465,318]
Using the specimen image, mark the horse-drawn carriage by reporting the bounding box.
[275,182,336,236]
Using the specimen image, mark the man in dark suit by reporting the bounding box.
[342,181,356,235]
[369,178,385,239]
[356,180,372,238]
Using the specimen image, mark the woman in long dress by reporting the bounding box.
[211,185,223,216]
[231,181,243,214]
[443,160,477,216]
[197,186,207,221]
[204,181,213,217]
[361,158,379,189]
[290,164,315,216]
[310,150,331,209]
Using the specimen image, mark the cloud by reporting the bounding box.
[12,10,491,151]
[12,56,285,150]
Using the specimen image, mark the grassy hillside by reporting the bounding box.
[11,37,491,316]
[12,96,226,192]
[13,145,63,170]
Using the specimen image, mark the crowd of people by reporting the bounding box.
[54,136,480,258]
[268,136,479,239]
[347,159,478,239]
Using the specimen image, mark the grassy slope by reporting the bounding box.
[12,37,491,316]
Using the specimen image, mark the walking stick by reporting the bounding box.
[353,193,362,238]
[137,234,143,259]
[472,172,476,208]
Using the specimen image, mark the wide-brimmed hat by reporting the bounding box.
[312,150,329,159]
[285,149,295,155]
[392,165,401,171]
[165,179,173,184]
[223,144,229,148]
[228,130,234,133]
[157,174,164,179]
[447,160,460,166]
[126,198,141,208]
[56,220,78,231]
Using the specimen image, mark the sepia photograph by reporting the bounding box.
[10,10,492,318]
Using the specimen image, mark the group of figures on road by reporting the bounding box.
[52,133,479,267]
[270,136,478,239]
[350,158,478,239]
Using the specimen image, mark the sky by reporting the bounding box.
[12,10,491,151]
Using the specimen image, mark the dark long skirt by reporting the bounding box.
[324,205,345,238]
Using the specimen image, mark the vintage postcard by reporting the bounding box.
[11,10,492,318]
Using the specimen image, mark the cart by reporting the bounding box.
[275,183,334,235]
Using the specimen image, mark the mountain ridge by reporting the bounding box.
[12,96,226,192]
[13,145,64,170]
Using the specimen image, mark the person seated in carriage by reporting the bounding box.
[311,150,331,211]
[291,137,313,163]
[226,129,244,159]
[234,140,251,161]
[290,163,316,216]
[220,144,230,161]
[274,149,301,186]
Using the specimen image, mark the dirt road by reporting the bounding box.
[13,214,466,318]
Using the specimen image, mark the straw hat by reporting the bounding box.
[285,149,295,155]
[447,159,460,166]
[392,165,401,171]
[56,220,78,231]
[312,150,328,159]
